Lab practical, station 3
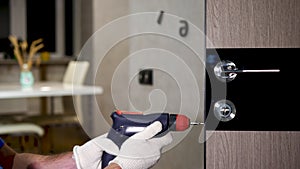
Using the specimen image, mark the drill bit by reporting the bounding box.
[190,122,204,125]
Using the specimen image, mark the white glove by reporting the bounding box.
[111,121,173,169]
[73,133,119,169]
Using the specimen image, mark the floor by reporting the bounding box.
[40,124,90,154]
[1,96,92,155]
[2,117,90,155]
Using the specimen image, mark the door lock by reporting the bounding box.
[214,100,236,122]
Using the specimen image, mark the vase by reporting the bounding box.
[20,64,34,89]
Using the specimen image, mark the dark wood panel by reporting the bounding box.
[206,131,300,169]
[206,0,300,48]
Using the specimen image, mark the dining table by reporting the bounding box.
[0,81,103,114]
[0,81,103,152]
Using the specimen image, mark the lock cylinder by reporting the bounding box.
[214,99,236,122]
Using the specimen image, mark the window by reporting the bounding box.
[0,0,10,54]
[0,0,75,57]
[26,0,56,52]
[0,0,9,38]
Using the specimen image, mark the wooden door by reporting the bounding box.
[206,131,300,169]
[205,48,300,169]
[206,0,300,168]
[206,0,300,48]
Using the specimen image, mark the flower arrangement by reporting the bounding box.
[8,35,44,71]
[8,35,44,88]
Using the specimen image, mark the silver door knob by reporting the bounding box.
[214,99,236,122]
[214,60,280,82]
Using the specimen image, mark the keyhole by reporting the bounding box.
[220,105,231,117]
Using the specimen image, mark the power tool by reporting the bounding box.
[101,110,201,168]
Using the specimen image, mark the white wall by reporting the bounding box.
[128,1,205,168]
[85,0,205,168]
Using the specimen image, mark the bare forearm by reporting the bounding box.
[0,144,17,169]
[1,139,121,169]
[26,153,121,169]
[14,152,76,169]
[14,153,122,169]
[105,163,122,169]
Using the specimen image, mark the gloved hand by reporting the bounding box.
[110,121,173,169]
[73,133,119,169]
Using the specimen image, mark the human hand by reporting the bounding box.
[73,133,119,169]
[110,121,173,169]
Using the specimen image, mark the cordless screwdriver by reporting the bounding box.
[101,110,201,168]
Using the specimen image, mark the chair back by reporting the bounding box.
[63,61,90,85]
[62,61,90,123]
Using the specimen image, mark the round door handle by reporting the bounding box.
[214,99,236,122]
